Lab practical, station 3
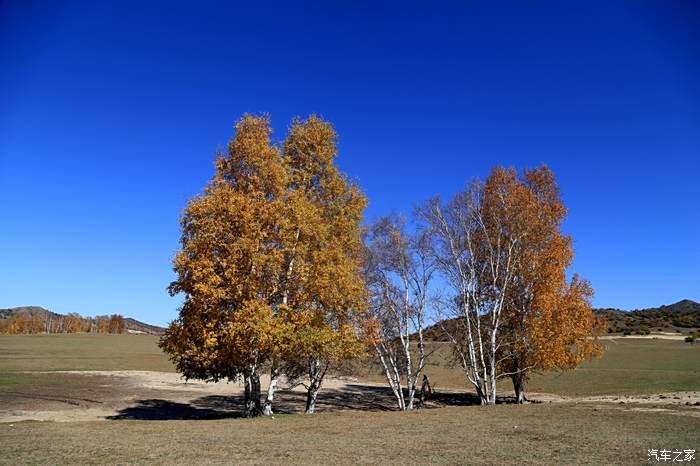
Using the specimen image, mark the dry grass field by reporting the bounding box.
[1,333,699,464]
[2,404,698,465]
[359,338,700,396]
[0,333,175,372]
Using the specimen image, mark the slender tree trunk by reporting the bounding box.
[400,358,412,410]
[462,301,486,404]
[512,373,526,404]
[305,383,320,414]
[252,373,261,412]
[488,383,497,404]
[407,385,415,410]
[419,374,433,405]
[263,365,279,416]
[243,371,262,417]
[487,343,497,405]
[375,343,405,410]
[475,382,487,405]
[305,357,327,414]
[243,374,254,416]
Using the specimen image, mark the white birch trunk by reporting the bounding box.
[263,366,279,416]
[305,357,327,414]
[374,343,405,410]
[243,368,262,417]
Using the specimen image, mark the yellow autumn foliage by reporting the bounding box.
[160,114,367,390]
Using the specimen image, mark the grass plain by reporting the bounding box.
[3,334,698,396]
[360,338,700,396]
[0,333,699,465]
[2,403,698,465]
[0,333,175,372]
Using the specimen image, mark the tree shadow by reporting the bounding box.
[429,390,484,406]
[106,383,519,420]
[191,385,399,415]
[430,391,542,406]
[106,399,242,420]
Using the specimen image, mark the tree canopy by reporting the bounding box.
[161,114,602,415]
[160,114,367,416]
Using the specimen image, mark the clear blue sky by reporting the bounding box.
[1,1,698,326]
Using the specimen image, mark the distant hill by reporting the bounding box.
[420,299,700,341]
[596,299,700,334]
[122,317,166,336]
[0,306,53,320]
[0,306,165,336]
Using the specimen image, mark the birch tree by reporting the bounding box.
[275,116,368,414]
[496,166,604,403]
[160,114,287,417]
[423,165,603,405]
[364,215,435,410]
[64,313,82,333]
[420,168,528,405]
[160,114,367,417]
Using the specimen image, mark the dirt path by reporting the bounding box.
[598,333,688,341]
[1,370,699,423]
[527,392,700,419]
[529,391,700,406]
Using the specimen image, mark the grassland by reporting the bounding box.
[359,338,700,396]
[1,334,699,465]
[4,334,698,396]
[2,403,698,465]
[0,333,175,372]
[521,338,700,396]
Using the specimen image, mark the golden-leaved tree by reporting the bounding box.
[421,165,603,405]
[491,165,605,403]
[160,114,367,417]
[275,116,367,414]
[496,166,604,402]
[64,313,83,333]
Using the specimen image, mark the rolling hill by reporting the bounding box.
[420,299,700,340]
[597,299,700,334]
[0,306,165,336]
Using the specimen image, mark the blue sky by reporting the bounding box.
[1,1,698,326]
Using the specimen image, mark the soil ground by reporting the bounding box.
[2,402,698,465]
[1,370,700,423]
[1,333,698,464]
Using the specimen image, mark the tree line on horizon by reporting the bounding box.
[0,308,126,335]
[157,113,605,416]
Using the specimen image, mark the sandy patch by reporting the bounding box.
[529,391,700,406]
[598,334,688,341]
[0,370,364,423]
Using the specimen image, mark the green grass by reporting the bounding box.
[1,403,698,465]
[0,333,174,372]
